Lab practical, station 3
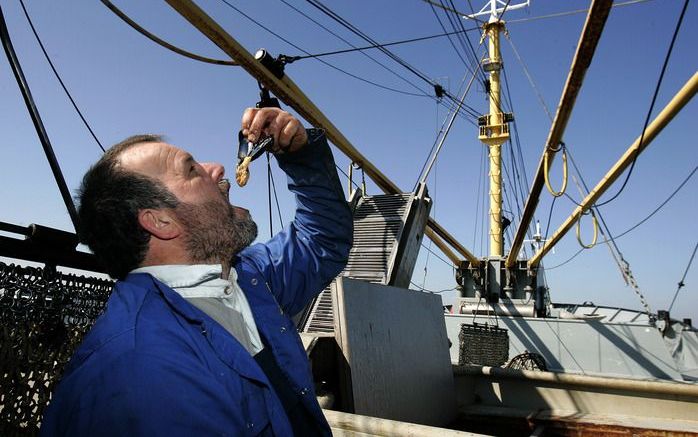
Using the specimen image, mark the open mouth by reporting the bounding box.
[218,178,231,199]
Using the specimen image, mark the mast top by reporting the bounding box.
[464,0,530,23]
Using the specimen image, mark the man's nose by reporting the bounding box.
[200,162,225,181]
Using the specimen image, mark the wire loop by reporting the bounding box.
[576,208,598,249]
[544,146,568,197]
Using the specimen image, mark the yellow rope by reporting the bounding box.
[544,147,568,197]
[575,209,598,249]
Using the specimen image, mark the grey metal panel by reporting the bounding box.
[303,193,411,333]
[334,278,457,427]
[303,189,431,333]
[666,323,698,380]
[444,314,683,381]
[386,183,431,288]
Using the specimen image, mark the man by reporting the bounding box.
[40,108,353,436]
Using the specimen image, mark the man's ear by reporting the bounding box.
[137,209,181,240]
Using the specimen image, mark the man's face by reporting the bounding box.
[119,142,257,262]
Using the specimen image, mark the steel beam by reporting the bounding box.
[506,0,612,268]
[529,72,698,268]
[425,220,478,265]
[164,0,480,266]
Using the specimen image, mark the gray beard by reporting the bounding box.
[175,200,258,264]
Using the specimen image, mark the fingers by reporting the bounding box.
[240,107,307,153]
[240,108,258,139]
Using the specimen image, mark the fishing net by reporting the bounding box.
[506,351,548,371]
[457,323,509,367]
[0,262,112,436]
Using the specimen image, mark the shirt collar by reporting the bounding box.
[131,264,238,292]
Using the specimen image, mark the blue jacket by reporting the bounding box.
[40,131,353,436]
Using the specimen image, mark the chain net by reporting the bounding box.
[0,262,112,436]
[506,351,548,371]
[458,323,509,367]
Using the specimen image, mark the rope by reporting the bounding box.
[507,0,657,25]
[504,32,554,122]
[287,27,479,62]
[543,146,568,197]
[575,209,598,249]
[100,0,237,66]
[20,0,105,152]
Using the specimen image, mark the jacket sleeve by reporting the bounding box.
[240,129,353,316]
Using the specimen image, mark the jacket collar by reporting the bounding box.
[122,272,269,385]
[124,272,205,324]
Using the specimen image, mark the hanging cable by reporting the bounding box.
[20,0,105,152]
[561,147,653,314]
[418,70,479,185]
[480,158,488,256]
[277,0,431,91]
[100,0,236,66]
[503,68,532,195]
[443,0,486,83]
[542,196,557,251]
[427,1,476,74]
[413,70,477,188]
[609,165,696,242]
[498,0,514,21]
[508,0,656,24]
[564,148,624,255]
[463,0,489,76]
[268,165,284,230]
[265,153,285,237]
[280,0,479,122]
[547,248,584,270]
[668,240,698,312]
[565,149,632,267]
[422,0,483,24]
[413,31,487,188]
[221,0,431,98]
[430,0,655,25]
[335,162,360,191]
[421,152,437,292]
[304,0,481,119]
[504,33,554,122]
[1,3,80,231]
[505,140,526,225]
[420,243,456,270]
[596,0,688,207]
[410,281,458,294]
[472,145,485,249]
[267,154,273,238]
[549,165,696,270]
[502,68,538,245]
[286,27,479,63]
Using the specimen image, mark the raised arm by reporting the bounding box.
[238,108,353,315]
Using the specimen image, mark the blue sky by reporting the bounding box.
[1,0,696,320]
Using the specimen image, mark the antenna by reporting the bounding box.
[464,0,530,22]
[524,220,554,255]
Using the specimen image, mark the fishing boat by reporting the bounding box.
[1,0,697,435]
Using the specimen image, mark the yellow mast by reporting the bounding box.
[479,20,509,258]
